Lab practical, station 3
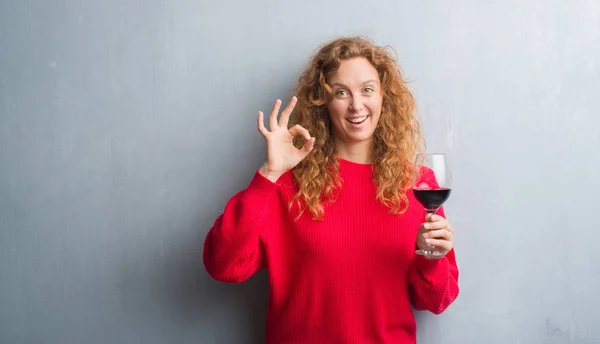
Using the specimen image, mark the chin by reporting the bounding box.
[346,132,374,143]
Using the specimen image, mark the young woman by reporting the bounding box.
[203,37,459,344]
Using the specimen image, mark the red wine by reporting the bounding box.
[413,188,451,212]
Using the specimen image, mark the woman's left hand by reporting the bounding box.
[415,214,455,259]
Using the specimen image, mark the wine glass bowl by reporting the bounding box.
[411,153,452,257]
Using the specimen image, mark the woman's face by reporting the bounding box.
[326,57,383,146]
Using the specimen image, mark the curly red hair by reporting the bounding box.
[290,36,424,220]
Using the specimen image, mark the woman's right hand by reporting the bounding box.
[257,96,315,182]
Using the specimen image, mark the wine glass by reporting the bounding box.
[411,153,452,257]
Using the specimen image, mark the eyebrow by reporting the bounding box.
[330,79,379,88]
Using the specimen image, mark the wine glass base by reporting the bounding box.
[417,249,445,257]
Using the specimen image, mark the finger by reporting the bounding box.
[423,229,452,240]
[289,124,311,141]
[424,238,453,252]
[299,137,315,156]
[423,220,450,231]
[428,214,446,222]
[278,96,297,129]
[257,111,269,136]
[269,99,282,131]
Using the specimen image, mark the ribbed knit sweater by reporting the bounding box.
[203,158,459,343]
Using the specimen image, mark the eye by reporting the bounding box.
[335,89,348,97]
[364,87,374,93]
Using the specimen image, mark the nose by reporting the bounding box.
[349,96,363,113]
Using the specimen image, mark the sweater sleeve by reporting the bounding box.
[203,170,281,283]
[407,207,460,314]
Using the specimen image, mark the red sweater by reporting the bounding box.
[203,159,459,343]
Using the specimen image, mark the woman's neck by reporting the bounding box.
[334,138,373,164]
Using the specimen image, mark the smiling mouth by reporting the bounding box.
[346,115,369,124]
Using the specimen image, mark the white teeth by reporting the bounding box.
[348,116,367,123]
